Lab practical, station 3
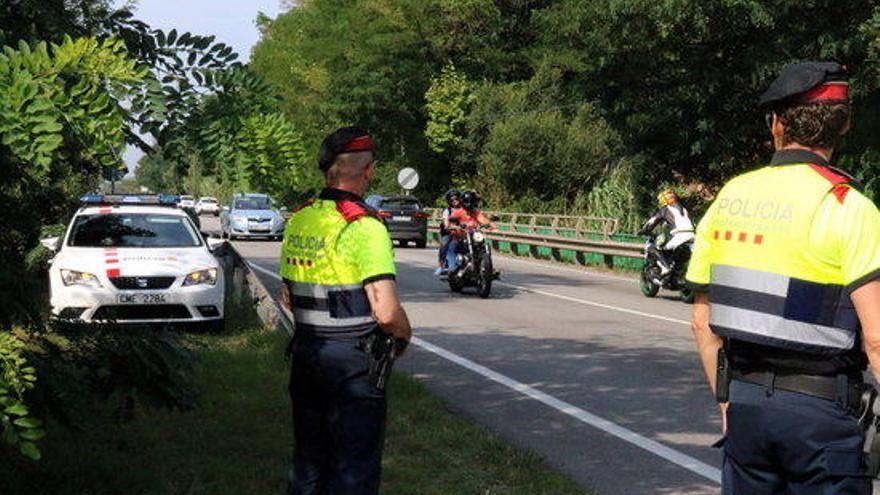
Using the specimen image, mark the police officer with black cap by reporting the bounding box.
[280,126,412,495]
[686,62,880,493]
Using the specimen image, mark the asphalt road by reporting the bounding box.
[202,216,722,494]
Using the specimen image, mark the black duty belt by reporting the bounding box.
[732,370,864,410]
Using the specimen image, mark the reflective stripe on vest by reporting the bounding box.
[280,198,383,338]
[287,282,376,336]
[710,264,858,354]
[287,280,375,337]
[703,164,858,355]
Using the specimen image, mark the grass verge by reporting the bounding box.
[1,327,588,494]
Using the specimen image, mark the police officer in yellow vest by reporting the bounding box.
[687,62,880,494]
[280,126,412,495]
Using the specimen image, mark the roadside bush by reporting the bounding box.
[0,325,197,461]
[0,330,44,460]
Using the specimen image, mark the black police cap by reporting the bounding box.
[758,61,849,108]
[318,126,374,171]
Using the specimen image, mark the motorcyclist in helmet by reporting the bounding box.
[638,190,695,276]
[445,191,497,273]
[435,189,463,275]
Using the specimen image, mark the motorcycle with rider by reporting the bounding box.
[444,191,499,298]
[638,190,695,302]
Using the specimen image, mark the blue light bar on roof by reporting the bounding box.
[79,194,176,206]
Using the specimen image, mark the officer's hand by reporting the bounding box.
[365,279,413,345]
[720,402,729,434]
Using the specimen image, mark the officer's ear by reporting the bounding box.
[770,112,785,145]
[363,159,376,181]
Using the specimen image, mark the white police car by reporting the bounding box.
[42,194,226,331]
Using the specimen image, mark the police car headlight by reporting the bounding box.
[472,232,485,242]
[183,268,217,286]
[60,269,102,288]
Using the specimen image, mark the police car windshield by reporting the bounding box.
[68,213,202,248]
[234,197,271,210]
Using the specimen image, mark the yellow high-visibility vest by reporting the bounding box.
[687,159,865,356]
[280,189,396,337]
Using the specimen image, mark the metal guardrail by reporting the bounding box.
[424,208,643,268]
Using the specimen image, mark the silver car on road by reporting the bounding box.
[220,193,286,241]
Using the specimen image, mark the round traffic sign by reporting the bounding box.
[397,167,420,191]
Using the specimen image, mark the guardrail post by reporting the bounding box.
[603,253,614,269]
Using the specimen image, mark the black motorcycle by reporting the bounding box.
[640,233,694,303]
[448,227,496,298]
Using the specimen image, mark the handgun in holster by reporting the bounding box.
[362,332,398,391]
[858,385,880,477]
[715,348,730,403]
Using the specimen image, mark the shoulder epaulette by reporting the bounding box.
[335,200,377,223]
[808,164,860,204]
[808,164,851,186]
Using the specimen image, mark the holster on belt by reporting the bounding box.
[715,348,730,403]
[858,385,880,477]
[361,332,398,391]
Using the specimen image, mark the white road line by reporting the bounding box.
[246,260,720,485]
[248,261,282,279]
[413,336,721,484]
[497,281,691,326]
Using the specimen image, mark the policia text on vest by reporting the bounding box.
[686,62,880,494]
[280,127,412,495]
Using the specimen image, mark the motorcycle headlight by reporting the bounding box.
[183,268,218,286]
[60,269,102,288]
[472,232,485,242]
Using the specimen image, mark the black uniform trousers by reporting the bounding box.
[288,334,386,495]
[721,379,871,494]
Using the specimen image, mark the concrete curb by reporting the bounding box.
[216,242,294,336]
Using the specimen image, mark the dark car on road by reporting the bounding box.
[366,195,428,248]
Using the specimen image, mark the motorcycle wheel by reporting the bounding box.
[640,265,660,298]
[448,272,464,293]
[477,255,493,299]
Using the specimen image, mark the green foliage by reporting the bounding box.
[253,0,880,222]
[0,331,44,460]
[134,66,308,206]
[0,36,142,172]
[425,64,476,155]
[581,158,648,234]
[0,0,115,47]
[0,36,142,325]
[20,326,196,430]
[473,71,621,207]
